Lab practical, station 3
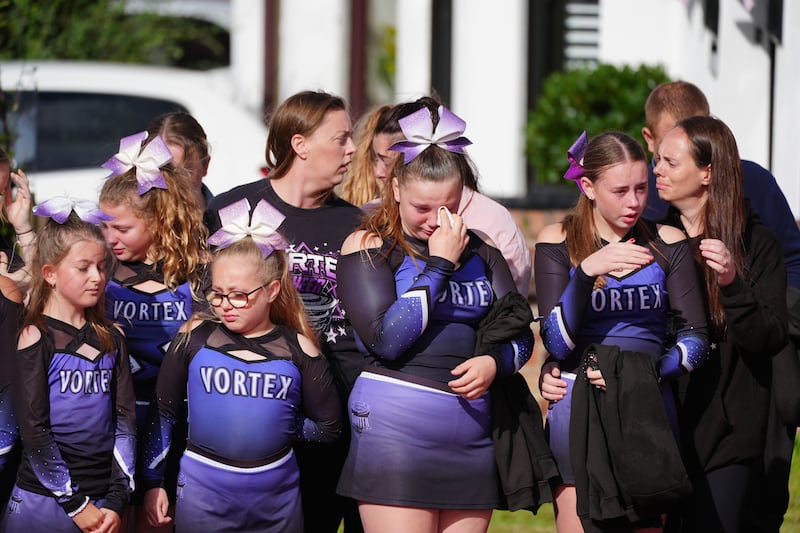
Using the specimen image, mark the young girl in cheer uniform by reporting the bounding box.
[336,105,534,533]
[537,131,709,532]
[98,131,209,532]
[141,199,341,532]
[2,201,136,533]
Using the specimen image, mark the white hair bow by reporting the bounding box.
[208,198,288,257]
[102,131,173,194]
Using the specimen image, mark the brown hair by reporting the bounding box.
[677,115,746,334]
[99,163,208,293]
[147,112,210,178]
[23,213,116,353]
[212,239,318,346]
[265,91,348,180]
[562,132,650,275]
[645,81,710,131]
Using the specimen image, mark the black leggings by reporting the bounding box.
[682,460,758,533]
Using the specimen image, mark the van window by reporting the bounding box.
[3,91,187,171]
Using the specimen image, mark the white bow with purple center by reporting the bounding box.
[208,198,288,258]
[390,105,473,163]
[33,196,114,225]
[102,131,173,194]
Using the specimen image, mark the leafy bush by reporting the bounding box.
[0,0,227,68]
[526,64,670,186]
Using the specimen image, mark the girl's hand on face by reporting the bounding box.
[580,240,653,277]
[699,238,735,287]
[428,207,468,266]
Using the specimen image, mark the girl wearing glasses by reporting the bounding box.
[141,201,341,532]
[203,90,364,532]
[98,131,209,533]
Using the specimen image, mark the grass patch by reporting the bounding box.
[488,504,555,532]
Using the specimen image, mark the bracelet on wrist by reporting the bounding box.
[16,234,37,247]
[16,228,34,236]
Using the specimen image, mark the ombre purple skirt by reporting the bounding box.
[337,369,500,509]
[174,449,302,533]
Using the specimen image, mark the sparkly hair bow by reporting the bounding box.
[102,131,173,195]
[564,131,588,193]
[208,198,288,258]
[390,105,472,163]
[33,196,114,225]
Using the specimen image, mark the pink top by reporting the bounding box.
[458,187,532,296]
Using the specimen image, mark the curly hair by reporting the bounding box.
[99,163,208,294]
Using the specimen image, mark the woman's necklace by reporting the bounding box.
[680,212,704,238]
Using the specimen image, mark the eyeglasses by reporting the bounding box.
[206,286,264,309]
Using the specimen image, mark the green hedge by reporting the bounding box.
[526,64,670,186]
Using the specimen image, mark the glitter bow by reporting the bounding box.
[389,105,472,163]
[102,131,173,195]
[33,196,113,225]
[564,131,588,193]
[208,198,288,258]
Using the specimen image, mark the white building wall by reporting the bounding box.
[450,1,528,197]
[772,1,800,215]
[598,0,689,74]
[394,0,432,101]
[230,0,264,114]
[599,0,797,214]
[599,0,770,163]
[709,0,771,166]
[277,0,350,101]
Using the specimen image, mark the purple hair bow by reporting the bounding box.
[102,131,173,195]
[390,105,472,163]
[564,131,588,193]
[33,196,114,225]
[208,198,288,258]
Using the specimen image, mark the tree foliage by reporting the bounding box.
[526,63,670,186]
[0,0,227,67]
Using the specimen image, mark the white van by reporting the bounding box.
[0,61,269,202]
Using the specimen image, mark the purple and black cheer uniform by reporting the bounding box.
[2,318,136,532]
[105,261,206,500]
[535,222,708,484]
[0,290,23,509]
[0,291,22,471]
[336,233,534,509]
[205,179,365,532]
[141,321,341,533]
